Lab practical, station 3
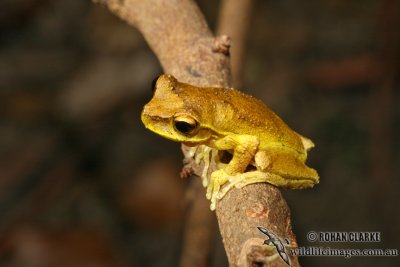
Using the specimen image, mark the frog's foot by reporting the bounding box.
[191,145,220,187]
[186,146,198,159]
[206,169,230,210]
[216,171,317,200]
[200,146,212,187]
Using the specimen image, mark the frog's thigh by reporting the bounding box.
[255,149,319,183]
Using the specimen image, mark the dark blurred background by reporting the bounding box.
[0,0,399,266]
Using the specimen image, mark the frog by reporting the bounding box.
[141,74,319,210]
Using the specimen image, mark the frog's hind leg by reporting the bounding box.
[255,149,319,186]
[216,150,319,199]
[255,149,319,188]
[216,171,290,199]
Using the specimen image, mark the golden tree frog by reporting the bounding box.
[141,74,319,210]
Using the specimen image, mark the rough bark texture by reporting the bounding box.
[217,185,299,267]
[99,0,300,266]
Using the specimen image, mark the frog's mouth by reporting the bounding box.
[141,113,178,141]
[141,112,214,145]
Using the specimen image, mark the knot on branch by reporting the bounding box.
[213,35,231,56]
[238,238,278,267]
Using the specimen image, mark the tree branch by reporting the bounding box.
[103,0,231,87]
[98,0,300,266]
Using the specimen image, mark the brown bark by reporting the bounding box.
[98,0,299,266]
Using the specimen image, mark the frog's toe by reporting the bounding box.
[216,181,235,200]
[207,169,229,208]
[202,176,209,187]
[206,172,217,200]
[206,183,213,200]
[210,202,216,210]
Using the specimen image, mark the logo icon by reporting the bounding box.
[257,227,291,265]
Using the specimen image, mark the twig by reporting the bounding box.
[217,0,254,87]
[368,0,398,206]
[99,0,300,266]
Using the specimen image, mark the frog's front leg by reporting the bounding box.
[206,134,259,210]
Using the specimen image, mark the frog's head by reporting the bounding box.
[141,74,213,145]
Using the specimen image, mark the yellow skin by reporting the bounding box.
[142,74,319,210]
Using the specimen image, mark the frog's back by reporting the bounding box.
[221,87,306,154]
[178,84,307,156]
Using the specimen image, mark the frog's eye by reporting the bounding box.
[173,116,198,135]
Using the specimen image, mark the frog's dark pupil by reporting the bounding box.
[175,121,195,134]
